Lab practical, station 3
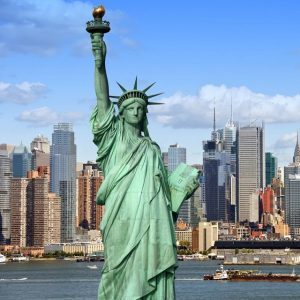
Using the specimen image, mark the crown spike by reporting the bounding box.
[117,82,127,93]
[147,92,164,99]
[143,82,156,93]
[109,95,119,99]
[133,77,138,90]
[148,102,164,105]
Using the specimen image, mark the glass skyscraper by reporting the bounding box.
[12,143,32,178]
[50,123,76,243]
[168,144,186,172]
[0,151,12,244]
[265,152,277,186]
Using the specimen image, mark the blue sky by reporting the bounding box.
[1,0,300,167]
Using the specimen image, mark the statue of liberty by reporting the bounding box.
[87,5,199,299]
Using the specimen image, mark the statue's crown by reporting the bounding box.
[110,77,163,108]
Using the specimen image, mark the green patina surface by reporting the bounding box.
[87,6,199,299]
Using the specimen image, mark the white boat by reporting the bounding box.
[11,254,29,262]
[87,265,98,269]
[0,254,7,263]
[213,265,228,280]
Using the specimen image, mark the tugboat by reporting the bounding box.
[204,265,228,280]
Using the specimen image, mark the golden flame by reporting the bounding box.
[93,5,105,18]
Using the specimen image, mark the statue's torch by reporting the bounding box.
[86,5,110,68]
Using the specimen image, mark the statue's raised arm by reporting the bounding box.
[86,5,111,120]
[91,35,110,119]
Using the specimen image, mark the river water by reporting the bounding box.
[1,259,300,299]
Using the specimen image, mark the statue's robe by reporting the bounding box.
[91,104,177,300]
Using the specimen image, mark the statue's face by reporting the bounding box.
[122,100,145,125]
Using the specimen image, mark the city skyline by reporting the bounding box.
[1,0,300,167]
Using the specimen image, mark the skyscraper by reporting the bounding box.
[0,151,12,244]
[50,123,77,242]
[168,144,190,224]
[202,107,235,222]
[265,152,277,186]
[285,174,300,238]
[10,178,29,247]
[224,118,237,173]
[236,124,265,222]
[31,135,50,153]
[29,176,61,246]
[12,143,32,178]
[31,135,50,170]
[284,136,300,236]
[11,174,61,247]
[168,144,186,172]
[77,165,104,230]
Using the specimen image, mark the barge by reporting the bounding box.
[203,265,300,281]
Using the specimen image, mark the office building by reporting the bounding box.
[265,152,277,186]
[50,123,77,242]
[224,111,237,173]
[285,174,300,238]
[10,178,29,247]
[0,151,12,244]
[168,144,186,172]
[31,135,50,153]
[11,174,61,247]
[198,221,218,252]
[12,143,32,178]
[202,106,236,223]
[77,165,104,230]
[284,137,300,236]
[237,124,265,222]
[168,144,190,224]
[31,135,50,171]
[29,177,61,246]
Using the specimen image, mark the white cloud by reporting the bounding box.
[149,84,300,129]
[274,132,297,149]
[16,106,86,126]
[0,0,136,56]
[0,81,47,104]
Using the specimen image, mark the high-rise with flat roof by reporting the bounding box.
[265,152,277,186]
[50,123,76,242]
[0,151,12,244]
[237,124,265,222]
[77,165,104,230]
[285,174,300,238]
[168,144,190,224]
[168,144,186,172]
[10,178,29,247]
[11,175,61,247]
[30,177,61,246]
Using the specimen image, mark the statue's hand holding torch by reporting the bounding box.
[91,33,106,69]
[86,5,110,69]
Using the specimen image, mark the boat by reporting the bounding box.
[204,265,300,281]
[87,265,98,269]
[0,254,7,263]
[11,254,29,262]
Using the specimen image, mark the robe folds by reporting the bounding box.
[91,104,177,300]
